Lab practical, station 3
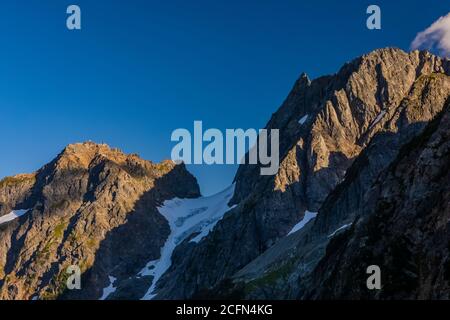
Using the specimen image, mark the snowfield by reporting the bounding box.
[287,210,317,235]
[0,209,30,226]
[141,184,236,300]
[328,223,352,238]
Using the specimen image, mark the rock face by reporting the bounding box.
[0,142,199,299]
[301,103,450,299]
[153,48,450,299]
[0,48,449,300]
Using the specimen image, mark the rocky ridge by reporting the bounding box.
[154,48,450,299]
[0,142,199,299]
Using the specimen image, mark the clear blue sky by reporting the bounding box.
[0,0,448,195]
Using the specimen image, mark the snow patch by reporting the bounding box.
[141,184,235,300]
[138,259,158,277]
[328,223,352,238]
[298,114,309,125]
[0,209,30,226]
[369,110,386,130]
[287,211,317,235]
[99,276,117,300]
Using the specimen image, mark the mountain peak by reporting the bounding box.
[0,140,200,299]
[55,141,141,172]
[62,140,123,158]
[357,47,448,74]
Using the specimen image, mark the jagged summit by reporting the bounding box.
[58,141,145,166]
[294,48,448,90]
[55,141,128,170]
[42,141,181,183]
[62,141,119,156]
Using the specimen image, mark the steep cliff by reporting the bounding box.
[1,48,449,300]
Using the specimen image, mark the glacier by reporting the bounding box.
[141,184,236,299]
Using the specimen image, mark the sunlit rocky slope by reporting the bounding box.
[0,48,449,300]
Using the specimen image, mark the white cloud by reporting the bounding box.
[411,12,450,57]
